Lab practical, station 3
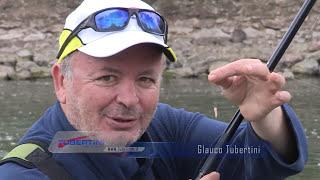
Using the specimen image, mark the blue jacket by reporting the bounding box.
[0,102,307,179]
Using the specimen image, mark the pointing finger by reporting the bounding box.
[209,59,269,83]
[208,76,234,89]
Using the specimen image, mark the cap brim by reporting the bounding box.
[78,30,176,62]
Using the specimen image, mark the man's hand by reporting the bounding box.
[189,172,220,180]
[200,172,220,180]
[208,59,297,162]
[208,59,291,122]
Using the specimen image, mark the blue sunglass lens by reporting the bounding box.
[138,11,165,34]
[95,9,129,31]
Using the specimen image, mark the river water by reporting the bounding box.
[0,77,319,179]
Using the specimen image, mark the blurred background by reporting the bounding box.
[0,0,319,179]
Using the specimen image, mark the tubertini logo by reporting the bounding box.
[57,133,102,149]
[49,131,145,154]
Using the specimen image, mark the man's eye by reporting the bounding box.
[96,75,117,84]
[139,77,156,87]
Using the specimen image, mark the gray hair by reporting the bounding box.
[60,54,73,80]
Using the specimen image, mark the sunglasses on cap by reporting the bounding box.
[56,7,168,60]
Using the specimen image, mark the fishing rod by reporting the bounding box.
[194,0,317,179]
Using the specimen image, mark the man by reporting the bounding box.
[0,0,307,179]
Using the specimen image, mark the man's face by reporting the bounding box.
[62,44,164,146]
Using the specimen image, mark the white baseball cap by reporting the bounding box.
[57,0,177,63]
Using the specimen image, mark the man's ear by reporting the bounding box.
[51,63,67,104]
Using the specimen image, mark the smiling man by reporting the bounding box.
[0,0,307,180]
[57,45,164,147]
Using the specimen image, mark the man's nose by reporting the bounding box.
[115,82,139,108]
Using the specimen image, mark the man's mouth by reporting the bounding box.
[106,116,138,129]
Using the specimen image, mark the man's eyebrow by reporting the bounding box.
[88,67,122,76]
[139,69,158,76]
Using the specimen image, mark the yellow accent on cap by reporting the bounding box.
[165,47,177,62]
[57,29,84,64]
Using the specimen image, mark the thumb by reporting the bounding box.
[200,172,220,180]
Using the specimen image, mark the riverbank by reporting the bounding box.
[0,0,319,80]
